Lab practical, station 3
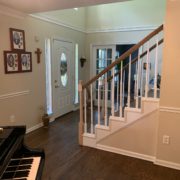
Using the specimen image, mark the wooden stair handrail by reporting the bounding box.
[82,24,163,89]
[107,38,164,82]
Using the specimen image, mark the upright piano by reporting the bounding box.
[0,126,45,180]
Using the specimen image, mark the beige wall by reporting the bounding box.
[86,0,166,31]
[100,110,159,156]
[156,0,180,164]
[0,14,85,129]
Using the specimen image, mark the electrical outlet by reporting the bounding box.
[163,135,170,144]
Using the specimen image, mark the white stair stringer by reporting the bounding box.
[82,98,159,148]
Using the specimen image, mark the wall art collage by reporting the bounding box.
[4,28,32,73]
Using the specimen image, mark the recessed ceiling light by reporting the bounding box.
[74,8,78,11]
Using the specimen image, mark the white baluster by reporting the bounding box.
[136,48,141,109]
[127,54,132,107]
[116,74,119,111]
[134,62,137,100]
[145,41,150,98]
[111,68,115,116]
[122,69,125,109]
[140,53,143,97]
[84,88,87,133]
[104,76,108,126]
[101,83,105,119]
[90,84,93,134]
[154,35,159,98]
[98,79,102,125]
[119,61,123,117]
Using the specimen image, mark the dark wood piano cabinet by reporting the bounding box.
[0,126,45,180]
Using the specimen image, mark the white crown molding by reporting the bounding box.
[86,25,158,34]
[0,90,30,100]
[30,14,158,34]
[0,4,27,19]
[30,14,86,33]
[160,106,180,114]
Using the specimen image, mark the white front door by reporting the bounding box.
[52,39,74,118]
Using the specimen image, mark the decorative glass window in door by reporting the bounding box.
[60,52,68,87]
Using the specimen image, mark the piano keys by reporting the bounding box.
[0,126,45,180]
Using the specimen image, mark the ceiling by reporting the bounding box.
[0,0,130,14]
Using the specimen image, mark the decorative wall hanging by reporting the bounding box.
[3,28,32,74]
[4,51,20,73]
[80,57,86,67]
[20,52,32,72]
[10,28,25,51]
[35,48,42,64]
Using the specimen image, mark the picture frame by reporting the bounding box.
[4,51,20,73]
[143,62,151,70]
[10,28,25,51]
[20,52,32,72]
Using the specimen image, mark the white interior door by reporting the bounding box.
[52,39,74,118]
[92,45,116,106]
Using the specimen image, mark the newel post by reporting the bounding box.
[78,80,84,145]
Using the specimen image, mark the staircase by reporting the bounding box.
[78,25,164,160]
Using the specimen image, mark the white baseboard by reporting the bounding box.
[96,144,180,170]
[26,123,43,134]
[97,144,155,162]
[26,117,55,134]
[73,106,79,111]
[50,117,55,123]
[155,159,180,170]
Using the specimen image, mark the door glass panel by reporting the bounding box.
[107,49,112,59]
[60,52,68,87]
[95,48,113,100]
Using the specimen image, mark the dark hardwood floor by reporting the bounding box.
[25,111,180,180]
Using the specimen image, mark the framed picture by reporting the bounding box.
[4,51,20,73]
[20,52,32,72]
[143,62,151,70]
[10,28,25,51]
